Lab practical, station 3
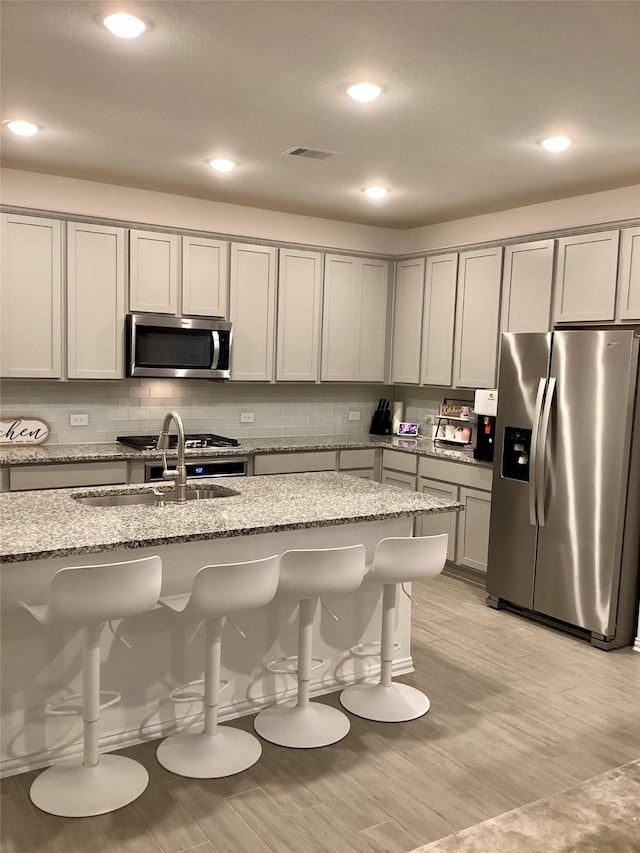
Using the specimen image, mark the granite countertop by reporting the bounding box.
[0,434,492,468]
[0,472,463,563]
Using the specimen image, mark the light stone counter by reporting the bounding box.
[0,472,462,563]
[0,433,492,468]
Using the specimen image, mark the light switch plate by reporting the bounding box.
[69,414,89,426]
[348,410,361,421]
[240,412,255,423]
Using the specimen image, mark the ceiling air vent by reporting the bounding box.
[282,146,339,161]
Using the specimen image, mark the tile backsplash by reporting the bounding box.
[0,380,395,445]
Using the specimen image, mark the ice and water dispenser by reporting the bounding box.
[501,427,532,481]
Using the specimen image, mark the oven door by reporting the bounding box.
[145,458,247,481]
[128,314,231,379]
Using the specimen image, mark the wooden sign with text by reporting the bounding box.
[0,418,50,446]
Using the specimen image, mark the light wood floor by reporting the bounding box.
[2,574,639,853]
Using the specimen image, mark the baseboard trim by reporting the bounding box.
[1,657,414,778]
[442,563,487,589]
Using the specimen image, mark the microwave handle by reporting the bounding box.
[211,331,220,370]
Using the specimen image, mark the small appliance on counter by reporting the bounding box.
[473,389,497,462]
[369,399,392,435]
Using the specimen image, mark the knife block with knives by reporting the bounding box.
[369,398,393,435]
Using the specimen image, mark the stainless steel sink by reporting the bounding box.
[74,486,239,507]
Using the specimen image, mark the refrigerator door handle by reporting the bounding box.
[536,376,556,528]
[529,378,547,527]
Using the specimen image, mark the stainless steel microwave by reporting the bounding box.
[127,314,232,379]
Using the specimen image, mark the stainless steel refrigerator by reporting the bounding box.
[487,329,640,649]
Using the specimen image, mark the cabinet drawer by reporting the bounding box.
[339,449,377,469]
[10,461,128,491]
[381,470,416,490]
[342,468,376,480]
[418,456,492,491]
[382,449,418,474]
[253,451,336,475]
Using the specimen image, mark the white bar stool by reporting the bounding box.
[19,555,163,817]
[156,554,280,778]
[339,534,447,723]
[253,545,366,749]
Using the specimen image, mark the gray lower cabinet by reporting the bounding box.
[456,486,492,572]
[253,451,336,475]
[417,477,458,561]
[381,449,418,490]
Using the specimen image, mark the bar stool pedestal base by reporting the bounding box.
[156,728,262,778]
[340,682,430,722]
[254,701,350,748]
[30,754,148,817]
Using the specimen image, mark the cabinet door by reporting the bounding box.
[321,255,356,381]
[456,487,491,572]
[276,248,323,381]
[421,253,458,386]
[417,478,458,561]
[381,470,416,490]
[67,222,126,379]
[356,258,388,382]
[501,240,554,333]
[182,236,229,318]
[229,243,277,381]
[1,214,62,378]
[554,230,619,323]
[129,229,179,314]
[391,258,424,384]
[617,226,640,321]
[453,247,503,389]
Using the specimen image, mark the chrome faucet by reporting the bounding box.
[156,411,187,503]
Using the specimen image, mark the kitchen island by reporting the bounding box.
[0,472,462,777]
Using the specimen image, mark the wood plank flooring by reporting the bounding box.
[2,574,639,853]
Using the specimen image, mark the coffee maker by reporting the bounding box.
[473,389,498,462]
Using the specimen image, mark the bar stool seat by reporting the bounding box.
[156,554,280,778]
[19,555,162,817]
[253,545,366,749]
[339,535,447,723]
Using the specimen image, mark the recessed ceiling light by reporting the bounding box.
[3,120,40,137]
[347,82,382,103]
[103,13,147,39]
[364,186,388,200]
[541,135,572,152]
[209,159,236,173]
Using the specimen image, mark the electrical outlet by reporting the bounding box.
[240,412,255,423]
[69,414,89,426]
[348,410,361,421]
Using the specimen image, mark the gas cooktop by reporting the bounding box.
[117,433,240,451]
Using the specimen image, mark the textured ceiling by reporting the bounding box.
[1,0,639,228]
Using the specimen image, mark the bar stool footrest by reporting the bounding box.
[45,691,121,717]
[168,679,230,704]
[265,655,324,675]
[349,641,401,658]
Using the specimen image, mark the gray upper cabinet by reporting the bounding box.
[355,258,388,382]
[452,246,503,389]
[182,236,229,318]
[554,230,620,323]
[616,226,640,321]
[1,213,62,379]
[276,248,323,381]
[129,229,179,314]
[390,258,425,384]
[321,254,388,382]
[229,243,277,381]
[67,222,126,380]
[130,230,229,318]
[501,240,555,334]
[421,253,458,386]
